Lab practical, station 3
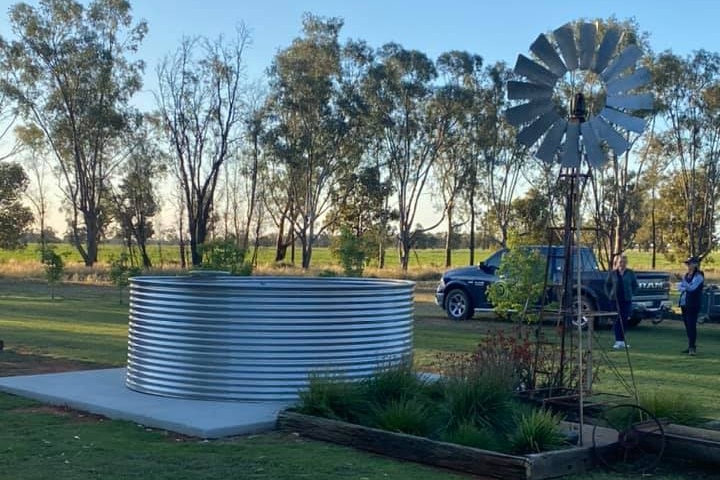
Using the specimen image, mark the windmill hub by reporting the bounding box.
[570,92,587,122]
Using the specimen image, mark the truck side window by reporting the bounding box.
[481,250,505,273]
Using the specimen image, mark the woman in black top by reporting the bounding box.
[678,256,704,356]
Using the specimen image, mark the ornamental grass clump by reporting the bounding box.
[369,397,437,437]
[296,373,366,423]
[441,421,503,452]
[360,363,432,405]
[638,390,706,426]
[508,408,567,454]
[440,370,515,433]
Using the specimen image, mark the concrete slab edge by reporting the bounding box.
[0,382,279,439]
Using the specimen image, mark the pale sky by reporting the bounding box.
[1,0,717,234]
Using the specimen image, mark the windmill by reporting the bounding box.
[505,22,663,469]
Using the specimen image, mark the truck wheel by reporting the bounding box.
[445,289,472,321]
[572,296,605,329]
[628,316,642,328]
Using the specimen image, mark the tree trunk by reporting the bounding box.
[275,217,287,262]
[243,130,260,251]
[301,240,312,269]
[444,206,453,268]
[139,243,152,269]
[83,214,100,267]
[469,192,476,266]
[399,231,411,271]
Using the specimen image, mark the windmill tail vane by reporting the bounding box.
[506,21,652,168]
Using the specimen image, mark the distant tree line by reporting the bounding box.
[0,1,718,271]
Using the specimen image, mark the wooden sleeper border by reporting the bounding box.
[277,411,614,480]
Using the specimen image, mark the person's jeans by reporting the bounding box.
[614,301,632,342]
[682,306,699,349]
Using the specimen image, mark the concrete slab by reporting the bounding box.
[0,368,292,438]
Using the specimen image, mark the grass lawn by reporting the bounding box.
[0,277,719,479]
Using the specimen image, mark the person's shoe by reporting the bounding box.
[681,348,690,354]
[689,348,696,356]
[613,341,627,350]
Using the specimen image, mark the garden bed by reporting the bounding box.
[640,423,720,465]
[277,411,617,480]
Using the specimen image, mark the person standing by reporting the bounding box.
[605,254,639,350]
[678,256,704,356]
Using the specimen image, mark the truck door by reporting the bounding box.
[476,249,506,309]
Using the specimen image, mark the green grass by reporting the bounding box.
[1,277,719,479]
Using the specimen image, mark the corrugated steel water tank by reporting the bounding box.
[126,275,415,401]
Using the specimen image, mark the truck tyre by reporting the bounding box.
[445,289,472,321]
[628,315,642,328]
[572,295,606,329]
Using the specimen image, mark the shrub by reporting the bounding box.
[508,408,566,454]
[369,397,436,437]
[486,239,546,323]
[198,240,252,275]
[638,391,706,426]
[40,246,64,300]
[295,373,366,423]
[331,228,369,277]
[108,253,143,304]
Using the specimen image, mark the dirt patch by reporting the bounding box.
[0,349,110,377]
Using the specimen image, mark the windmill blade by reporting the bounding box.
[601,44,643,82]
[600,106,646,133]
[514,54,558,87]
[535,118,567,163]
[593,28,621,74]
[530,33,567,77]
[507,80,553,100]
[606,92,654,111]
[581,121,606,167]
[553,24,578,70]
[505,99,555,127]
[590,116,630,155]
[516,110,561,147]
[561,122,580,167]
[578,22,597,70]
[606,67,651,95]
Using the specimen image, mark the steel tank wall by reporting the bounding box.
[126,276,414,401]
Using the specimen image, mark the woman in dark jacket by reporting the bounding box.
[679,256,704,356]
[604,254,639,350]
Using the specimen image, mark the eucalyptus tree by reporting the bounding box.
[155,27,250,266]
[434,51,483,267]
[216,86,265,250]
[0,162,34,249]
[363,44,448,270]
[109,124,166,268]
[263,14,364,269]
[14,124,52,250]
[575,18,654,264]
[477,62,527,248]
[329,164,395,265]
[634,133,672,267]
[0,0,147,266]
[652,49,720,258]
[508,188,553,245]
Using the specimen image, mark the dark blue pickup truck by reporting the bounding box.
[435,246,671,327]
